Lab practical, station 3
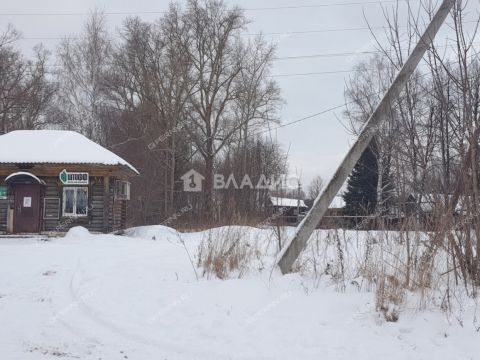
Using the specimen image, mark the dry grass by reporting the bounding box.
[196,222,475,321]
[196,227,261,279]
[375,274,405,322]
[294,228,449,320]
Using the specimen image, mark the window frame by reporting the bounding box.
[115,180,131,201]
[62,186,89,217]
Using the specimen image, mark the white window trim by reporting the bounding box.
[62,187,89,217]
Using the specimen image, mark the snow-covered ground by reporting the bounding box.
[0,226,478,359]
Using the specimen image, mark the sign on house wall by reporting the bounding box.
[0,186,7,199]
[59,169,89,185]
[23,197,32,208]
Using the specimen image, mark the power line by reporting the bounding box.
[262,103,350,133]
[13,25,397,40]
[271,70,354,77]
[250,26,376,36]
[258,53,479,136]
[41,41,477,78]
[42,63,361,77]
[17,38,478,67]
[0,0,412,16]
[273,40,479,61]
[42,58,367,76]
[274,51,377,60]
[14,19,479,42]
[242,1,411,11]
[247,20,478,36]
[17,27,380,40]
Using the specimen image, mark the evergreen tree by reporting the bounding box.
[343,145,378,216]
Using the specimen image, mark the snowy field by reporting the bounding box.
[0,226,479,360]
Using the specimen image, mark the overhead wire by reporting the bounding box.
[253,52,479,137]
[4,0,477,134]
[0,0,415,17]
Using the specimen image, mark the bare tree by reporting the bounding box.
[426,1,480,285]
[307,175,324,200]
[51,1,282,225]
[55,10,111,144]
[350,0,480,288]
[0,24,19,49]
[0,26,55,132]
[104,7,195,223]
[217,137,288,220]
[182,0,282,218]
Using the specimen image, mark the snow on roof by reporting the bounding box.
[270,196,307,208]
[5,171,46,185]
[0,130,139,174]
[329,195,345,209]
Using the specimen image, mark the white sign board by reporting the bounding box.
[59,169,89,185]
[23,197,32,208]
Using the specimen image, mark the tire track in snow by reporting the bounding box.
[67,257,262,360]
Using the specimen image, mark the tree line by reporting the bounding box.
[0,0,290,226]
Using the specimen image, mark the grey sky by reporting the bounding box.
[1,0,478,189]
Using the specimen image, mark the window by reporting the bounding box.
[62,187,88,217]
[115,180,130,200]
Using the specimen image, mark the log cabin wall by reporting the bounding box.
[108,182,127,232]
[0,176,10,232]
[42,176,107,233]
[0,164,131,234]
[0,202,7,232]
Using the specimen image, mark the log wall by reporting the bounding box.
[0,168,130,234]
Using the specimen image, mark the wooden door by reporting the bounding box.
[13,185,41,233]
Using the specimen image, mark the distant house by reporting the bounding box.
[304,195,345,215]
[327,195,345,217]
[0,130,139,234]
[269,196,308,223]
[319,195,346,229]
[399,193,469,229]
[272,195,347,227]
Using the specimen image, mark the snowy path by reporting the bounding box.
[0,227,478,359]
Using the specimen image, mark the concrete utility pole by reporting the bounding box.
[277,0,456,274]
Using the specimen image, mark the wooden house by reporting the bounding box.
[0,130,138,234]
[269,196,308,223]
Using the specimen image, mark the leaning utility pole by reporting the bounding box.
[277,0,456,274]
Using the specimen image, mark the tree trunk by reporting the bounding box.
[204,153,215,220]
[376,151,384,219]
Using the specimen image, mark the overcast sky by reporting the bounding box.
[0,0,478,190]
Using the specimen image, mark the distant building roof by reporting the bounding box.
[329,195,345,209]
[0,130,138,174]
[270,196,307,208]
